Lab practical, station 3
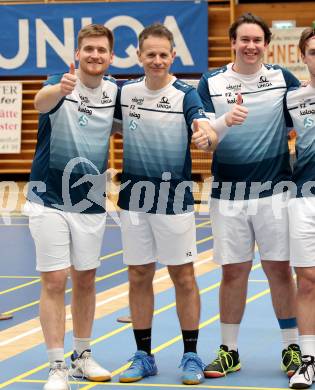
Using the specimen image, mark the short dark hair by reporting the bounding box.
[299,27,315,56]
[78,24,114,52]
[229,13,272,44]
[138,23,174,50]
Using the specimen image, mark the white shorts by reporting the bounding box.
[210,193,290,265]
[120,210,197,266]
[24,201,106,272]
[288,197,315,267]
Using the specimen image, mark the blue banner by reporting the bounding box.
[0,1,208,76]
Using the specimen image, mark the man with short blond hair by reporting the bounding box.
[27,24,118,390]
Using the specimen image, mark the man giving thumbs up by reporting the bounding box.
[26,24,119,390]
[198,12,301,379]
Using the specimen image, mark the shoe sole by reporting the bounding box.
[290,383,312,389]
[182,379,203,385]
[204,366,241,378]
[119,376,143,383]
[43,385,70,390]
[71,374,111,382]
[86,375,111,382]
[119,372,157,383]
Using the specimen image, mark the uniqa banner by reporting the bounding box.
[0,1,208,76]
[0,82,22,153]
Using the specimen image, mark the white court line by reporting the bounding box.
[0,256,213,348]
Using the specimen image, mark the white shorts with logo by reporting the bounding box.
[210,193,290,265]
[120,210,197,265]
[288,197,315,267]
[24,201,106,272]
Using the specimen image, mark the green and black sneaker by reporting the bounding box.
[281,344,302,378]
[204,345,241,378]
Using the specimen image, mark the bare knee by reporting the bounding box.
[129,264,155,288]
[168,264,197,294]
[222,262,252,284]
[41,270,68,295]
[72,269,96,292]
[297,269,315,296]
[262,261,293,282]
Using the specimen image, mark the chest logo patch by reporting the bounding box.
[78,114,89,127]
[304,117,314,129]
[129,119,138,131]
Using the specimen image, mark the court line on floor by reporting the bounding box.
[70,281,271,390]
[0,221,212,313]
[0,263,264,389]
[0,250,125,299]
[17,378,288,390]
[0,253,216,349]
[0,220,210,298]
[0,276,39,280]
[0,279,40,295]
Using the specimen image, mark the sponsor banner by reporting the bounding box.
[265,28,309,80]
[0,82,22,153]
[0,1,208,75]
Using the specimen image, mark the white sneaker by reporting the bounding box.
[69,349,111,382]
[289,355,315,389]
[44,361,70,390]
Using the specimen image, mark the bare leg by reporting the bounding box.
[262,260,296,319]
[71,267,97,338]
[128,263,155,329]
[168,263,200,329]
[295,267,315,335]
[40,269,69,348]
[220,261,252,324]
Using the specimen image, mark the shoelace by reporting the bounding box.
[289,349,302,366]
[179,355,205,371]
[71,352,94,389]
[81,352,93,377]
[128,353,153,373]
[213,348,234,375]
[49,366,73,390]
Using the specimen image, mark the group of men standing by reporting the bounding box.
[25,11,315,390]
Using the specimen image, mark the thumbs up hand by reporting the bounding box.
[60,62,77,96]
[225,92,248,127]
[236,92,243,105]
[192,119,217,151]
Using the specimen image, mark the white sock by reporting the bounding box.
[73,337,91,355]
[300,335,315,357]
[221,323,240,351]
[281,328,299,349]
[47,348,65,365]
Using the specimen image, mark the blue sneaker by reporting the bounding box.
[119,351,158,383]
[180,352,205,385]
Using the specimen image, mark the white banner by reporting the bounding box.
[265,28,309,80]
[0,82,22,153]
